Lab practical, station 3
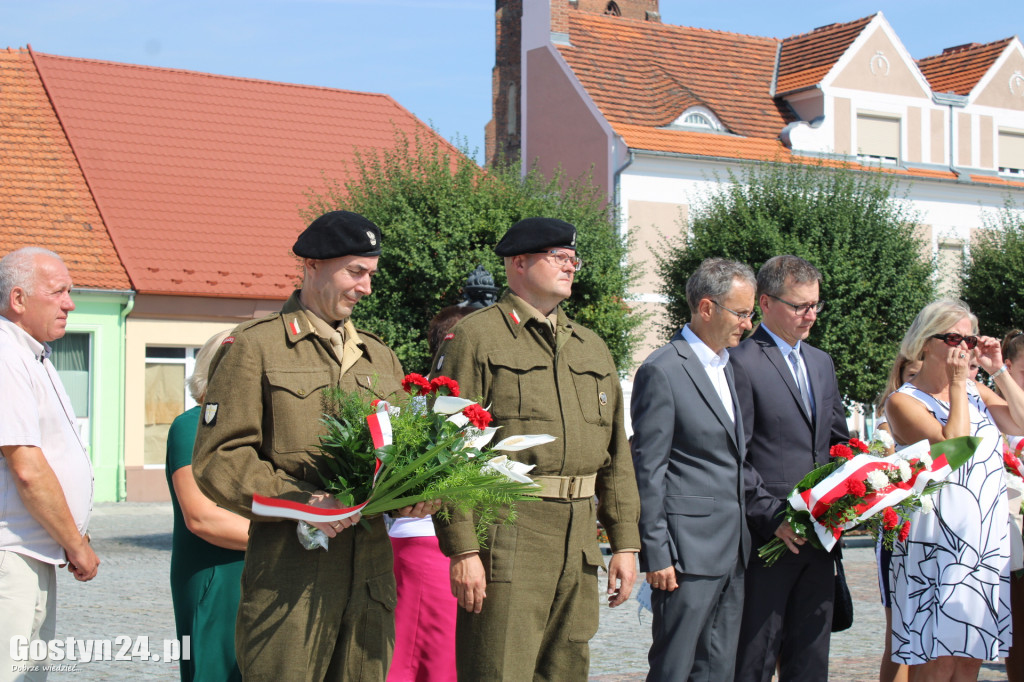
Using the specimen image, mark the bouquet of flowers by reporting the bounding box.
[251,373,552,549]
[757,434,982,566]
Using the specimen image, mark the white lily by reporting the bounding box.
[482,455,537,484]
[433,396,476,415]
[491,434,557,451]
[464,426,501,451]
[447,412,470,428]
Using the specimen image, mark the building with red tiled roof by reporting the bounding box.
[2,46,458,501]
[487,1,1024,376]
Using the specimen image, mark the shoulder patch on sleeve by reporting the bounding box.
[221,336,235,345]
[436,355,444,372]
[444,332,455,341]
[203,403,218,426]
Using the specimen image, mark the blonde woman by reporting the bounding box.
[885,300,1024,682]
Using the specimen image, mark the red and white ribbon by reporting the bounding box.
[788,439,953,551]
[366,401,394,450]
[251,456,384,522]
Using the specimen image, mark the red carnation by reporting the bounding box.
[830,444,854,461]
[849,438,870,453]
[430,376,460,397]
[898,520,911,542]
[1005,449,1022,470]
[402,373,432,396]
[462,404,493,430]
[882,507,899,531]
[847,479,867,498]
[370,399,381,408]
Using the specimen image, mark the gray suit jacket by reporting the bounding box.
[631,331,751,576]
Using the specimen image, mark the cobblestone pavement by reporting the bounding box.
[44,503,1010,681]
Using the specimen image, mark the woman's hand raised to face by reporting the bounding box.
[974,336,1004,374]
[946,342,973,385]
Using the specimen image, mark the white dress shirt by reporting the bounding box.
[682,324,735,423]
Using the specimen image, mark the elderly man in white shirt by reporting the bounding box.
[0,247,98,681]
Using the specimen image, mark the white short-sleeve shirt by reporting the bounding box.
[0,316,93,564]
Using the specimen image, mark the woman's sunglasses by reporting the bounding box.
[931,333,979,349]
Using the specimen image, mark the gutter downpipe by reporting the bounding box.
[117,293,135,501]
[933,92,970,181]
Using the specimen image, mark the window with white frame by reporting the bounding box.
[856,114,900,164]
[144,346,199,466]
[999,130,1024,175]
[667,107,722,131]
[49,332,91,446]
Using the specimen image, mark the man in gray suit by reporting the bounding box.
[631,258,755,681]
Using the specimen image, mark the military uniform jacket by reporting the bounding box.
[193,291,405,518]
[430,292,641,555]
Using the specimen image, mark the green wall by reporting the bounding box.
[65,291,132,502]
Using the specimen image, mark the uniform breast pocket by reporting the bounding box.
[265,370,330,455]
[354,371,402,401]
[569,359,613,426]
[487,354,554,421]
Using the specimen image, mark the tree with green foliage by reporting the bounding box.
[304,131,642,375]
[658,161,934,405]
[961,200,1024,337]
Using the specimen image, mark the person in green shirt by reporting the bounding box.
[165,329,248,682]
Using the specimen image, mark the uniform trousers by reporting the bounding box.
[455,498,604,682]
[236,519,396,682]
[733,546,834,682]
[0,551,56,682]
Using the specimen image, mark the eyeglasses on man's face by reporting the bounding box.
[712,300,755,320]
[931,332,979,349]
[535,250,583,272]
[767,294,824,316]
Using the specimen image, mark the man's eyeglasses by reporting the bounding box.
[712,300,755,320]
[767,294,824,316]
[931,333,979,349]
[535,250,583,272]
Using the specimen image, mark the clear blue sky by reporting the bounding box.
[2,1,1021,162]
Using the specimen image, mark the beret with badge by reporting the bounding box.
[494,217,577,257]
[293,210,382,259]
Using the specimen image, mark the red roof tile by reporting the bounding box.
[776,15,874,94]
[0,49,130,290]
[31,52,456,299]
[559,13,794,140]
[917,38,1014,96]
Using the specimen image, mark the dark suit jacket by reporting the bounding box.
[631,331,750,577]
[730,325,849,545]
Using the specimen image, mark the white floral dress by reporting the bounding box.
[890,381,1012,664]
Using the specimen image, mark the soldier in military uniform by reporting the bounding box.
[430,217,641,681]
[192,211,431,682]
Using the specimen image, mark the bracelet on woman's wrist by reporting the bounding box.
[990,365,1009,380]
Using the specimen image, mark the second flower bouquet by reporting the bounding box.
[251,373,552,548]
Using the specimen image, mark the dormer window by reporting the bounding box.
[604,2,621,16]
[856,113,900,165]
[666,107,723,132]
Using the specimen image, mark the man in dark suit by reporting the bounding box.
[631,258,755,681]
[731,255,849,682]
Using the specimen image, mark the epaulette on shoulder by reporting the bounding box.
[232,311,283,336]
[354,327,388,346]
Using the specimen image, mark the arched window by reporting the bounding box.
[683,112,713,128]
[604,2,621,16]
[667,107,723,132]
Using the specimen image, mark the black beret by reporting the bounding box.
[293,211,382,259]
[494,217,577,257]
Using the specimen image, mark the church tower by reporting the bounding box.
[486,0,660,167]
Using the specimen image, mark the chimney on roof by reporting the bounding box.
[486,0,660,168]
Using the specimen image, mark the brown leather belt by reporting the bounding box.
[530,473,597,499]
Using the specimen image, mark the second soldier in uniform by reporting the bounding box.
[431,217,641,681]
